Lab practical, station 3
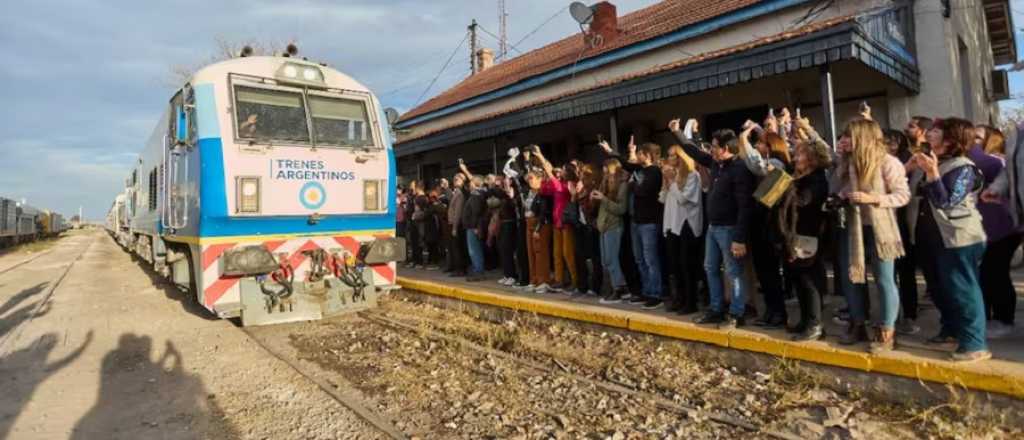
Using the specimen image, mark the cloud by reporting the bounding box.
[0,0,663,219]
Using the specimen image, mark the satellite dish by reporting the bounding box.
[569,2,594,25]
[384,108,400,125]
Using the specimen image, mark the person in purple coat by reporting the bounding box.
[971,125,1020,339]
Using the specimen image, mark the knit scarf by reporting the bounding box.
[845,162,905,283]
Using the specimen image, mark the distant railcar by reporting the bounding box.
[0,198,17,247]
[112,54,405,326]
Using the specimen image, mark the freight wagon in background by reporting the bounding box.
[108,47,406,326]
[0,197,67,248]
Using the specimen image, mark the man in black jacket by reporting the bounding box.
[670,118,755,329]
[600,138,664,309]
[461,174,489,281]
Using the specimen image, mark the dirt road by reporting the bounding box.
[0,230,380,440]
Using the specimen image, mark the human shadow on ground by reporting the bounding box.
[0,282,46,317]
[0,331,93,439]
[0,283,52,342]
[70,334,240,440]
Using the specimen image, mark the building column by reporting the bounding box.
[819,64,837,150]
[609,111,619,151]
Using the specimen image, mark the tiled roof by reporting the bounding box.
[396,14,856,145]
[398,0,762,123]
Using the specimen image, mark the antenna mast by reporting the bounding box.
[498,0,509,60]
[469,19,479,74]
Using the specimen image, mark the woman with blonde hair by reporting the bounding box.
[661,145,704,314]
[594,158,631,304]
[835,118,910,352]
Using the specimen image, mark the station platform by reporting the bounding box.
[398,268,1024,400]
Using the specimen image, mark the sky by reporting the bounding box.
[0,0,1021,220]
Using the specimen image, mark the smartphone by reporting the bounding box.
[597,133,604,143]
[920,143,932,155]
[457,158,464,165]
[796,108,802,119]
[859,101,869,113]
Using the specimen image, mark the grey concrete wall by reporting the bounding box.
[889,0,1001,127]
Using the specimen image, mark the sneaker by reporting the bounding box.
[586,290,598,297]
[519,284,536,291]
[924,334,958,352]
[534,284,550,294]
[832,308,851,325]
[950,350,992,363]
[677,305,699,315]
[987,321,1015,340]
[599,290,623,304]
[642,298,663,310]
[895,318,921,336]
[754,314,787,329]
[792,324,824,342]
[415,264,425,269]
[619,292,634,301]
[628,295,648,305]
[570,288,588,297]
[719,315,739,330]
[425,265,440,271]
[695,312,725,325]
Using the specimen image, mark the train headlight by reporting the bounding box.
[302,68,321,82]
[220,245,279,276]
[282,65,299,78]
[275,62,325,85]
[235,176,260,214]
[363,179,383,212]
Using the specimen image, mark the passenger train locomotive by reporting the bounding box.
[109,50,405,326]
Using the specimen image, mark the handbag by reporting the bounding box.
[753,168,793,208]
[791,235,819,260]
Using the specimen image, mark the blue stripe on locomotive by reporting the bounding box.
[190,83,397,239]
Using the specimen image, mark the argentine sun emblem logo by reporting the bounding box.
[299,181,327,210]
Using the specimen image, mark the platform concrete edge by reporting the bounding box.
[397,276,1024,400]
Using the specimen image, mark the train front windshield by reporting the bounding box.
[234,87,311,142]
[233,85,377,149]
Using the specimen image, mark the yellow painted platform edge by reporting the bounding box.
[397,276,1024,399]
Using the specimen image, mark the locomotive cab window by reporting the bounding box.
[308,95,375,148]
[233,86,310,143]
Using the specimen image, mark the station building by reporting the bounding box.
[394,0,1017,182]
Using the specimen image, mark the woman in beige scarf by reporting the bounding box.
[834,119,910,352]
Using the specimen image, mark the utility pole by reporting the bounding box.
[469,19,479,74]
[498,0,509,60]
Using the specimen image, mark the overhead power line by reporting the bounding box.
[414,31,470,107]
[496,4,571,62]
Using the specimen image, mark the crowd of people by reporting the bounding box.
[397,106,1021,363]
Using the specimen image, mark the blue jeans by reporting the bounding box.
[704,225,746,316]
[600,226,626,289]
[935,242,988,353]
[630,223,662,298]
[838,226,899,327]
[466,230,485,275]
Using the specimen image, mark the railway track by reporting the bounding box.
[0,249,55,277]
[359,309,798,440]
[233,296,798,439]
[240,324,408,440]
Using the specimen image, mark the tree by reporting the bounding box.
[167,36,293,86]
